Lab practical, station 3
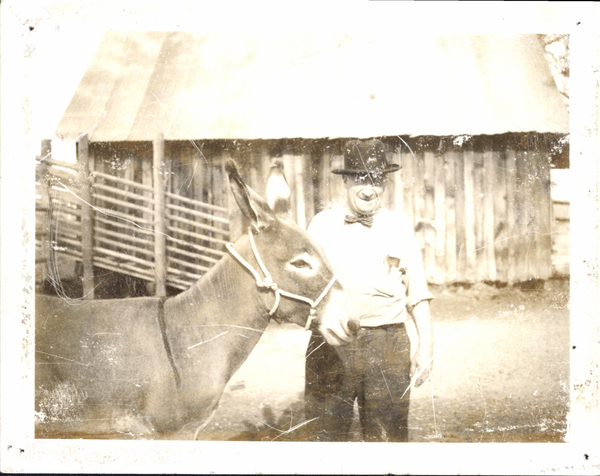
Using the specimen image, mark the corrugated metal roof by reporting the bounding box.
[56,32,569,142]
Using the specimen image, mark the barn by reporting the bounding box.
[36,32,569,298]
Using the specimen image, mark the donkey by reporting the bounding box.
[35,160,356,439]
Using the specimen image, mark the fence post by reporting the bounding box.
[37,140,52,268]
[78,134,95,299]
[153,132,167,297]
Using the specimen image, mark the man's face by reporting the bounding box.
[345,174,386,216]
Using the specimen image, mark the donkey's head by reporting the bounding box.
[226,160,356,346]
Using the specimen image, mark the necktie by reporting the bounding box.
[344,213,374,228]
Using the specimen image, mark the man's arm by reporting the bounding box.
[409,299,434,387]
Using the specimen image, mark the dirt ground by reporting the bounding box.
[196,278,570,442]
[35,278,570,443]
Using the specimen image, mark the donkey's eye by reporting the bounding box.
[291,259,310,269]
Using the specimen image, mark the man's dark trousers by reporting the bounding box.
[304,323,412,442]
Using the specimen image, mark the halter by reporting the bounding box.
[225,230,337,330]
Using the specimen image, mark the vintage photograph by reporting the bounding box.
[33,30,570,443]
[2,1,599,474]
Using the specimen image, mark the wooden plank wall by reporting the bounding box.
[390,134,554,285]
[552,200,570,276]
[84,133,557,287]
[172,134,556,285]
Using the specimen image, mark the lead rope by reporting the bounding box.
[225,230,337,330]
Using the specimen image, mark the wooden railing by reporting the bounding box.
[35,141,230,296]
[36,158,84,269]
[91,171,157,283]
[165,191,229,289]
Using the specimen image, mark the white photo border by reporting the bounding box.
[1,1,599,474]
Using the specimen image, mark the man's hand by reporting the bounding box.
[318,316,359,346]
[313,287,360,346]
[410,343,434,387]
[409,300,434,387]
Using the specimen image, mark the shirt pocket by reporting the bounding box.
[371,255,407,298]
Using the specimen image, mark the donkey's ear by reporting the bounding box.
[226,160,277,233]
[266,159,291,215]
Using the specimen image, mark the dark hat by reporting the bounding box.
[332,139,400,176]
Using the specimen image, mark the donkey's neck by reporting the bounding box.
[174,250,271,332]
[157,248,274,435]
[163,244,272,388]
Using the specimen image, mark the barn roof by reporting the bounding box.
[56,32,569,142]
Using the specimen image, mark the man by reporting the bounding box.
[304,138,434,442]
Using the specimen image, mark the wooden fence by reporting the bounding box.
[35,135,230,298]
[37,133,563,295]
[36,157,84,271]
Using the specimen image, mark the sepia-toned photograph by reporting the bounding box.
[2,1,599,474]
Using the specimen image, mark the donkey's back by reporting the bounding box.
[36,295,176,434]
